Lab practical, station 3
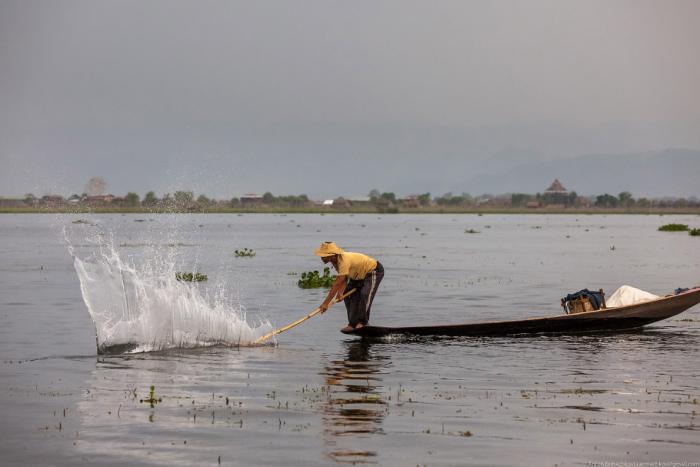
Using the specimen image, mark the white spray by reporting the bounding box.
[66,228,272,353]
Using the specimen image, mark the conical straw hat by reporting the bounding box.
[314,241,344,257]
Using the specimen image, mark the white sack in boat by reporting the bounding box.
[606,285,659,308]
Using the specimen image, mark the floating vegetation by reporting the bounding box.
[464,229,480,234]
[234,248,256,257]
[139,385,162,408]
[175,272,208,282]
[72,219,90,224]
[298,267,335,288]
[658,223,689,232]
[689,228,700,236]
[378,206,399,214]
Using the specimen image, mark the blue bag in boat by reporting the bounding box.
[562,289,605,313]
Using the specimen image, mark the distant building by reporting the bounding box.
[400,196,420,208]
[544,179,568,194]
[477,195,511,208]
[542,179,573,208]
[374,197,394,208]
[0,197,28,208]
[40,195,65,207]
[347,196,372,207]
[322,199,334,206]
[240,194,263,207]
[86,194,116,206]
[332,197,351,208]
[475,196,492,206]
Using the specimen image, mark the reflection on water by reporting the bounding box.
[321,341,390,464]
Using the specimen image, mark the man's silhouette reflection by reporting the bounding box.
[321,340,390,464]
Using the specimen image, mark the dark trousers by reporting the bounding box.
[344,262,384,326]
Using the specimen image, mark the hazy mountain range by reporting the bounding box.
[212,146,700,200]
[391,148,700,199]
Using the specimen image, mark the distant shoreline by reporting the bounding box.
[2,207,699,215]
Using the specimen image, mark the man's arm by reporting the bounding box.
[320,275,347,312]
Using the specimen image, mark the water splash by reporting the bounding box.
[67,230,272,353]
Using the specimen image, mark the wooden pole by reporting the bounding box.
[253,289,356,344]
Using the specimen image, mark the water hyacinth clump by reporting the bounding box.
[234,248,256,257]
[175,272,208,282]
[298,267,336,288]
[658,223,689,232]
[689,228,700,236]
[139,385,162,408]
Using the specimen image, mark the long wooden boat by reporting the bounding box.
[343,286,700,338]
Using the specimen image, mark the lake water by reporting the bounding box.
[1,213,699,466]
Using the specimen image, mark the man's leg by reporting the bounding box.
[358,264,384,325]
[344,281,363,327]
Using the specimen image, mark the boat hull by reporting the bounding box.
[344,287,700,338]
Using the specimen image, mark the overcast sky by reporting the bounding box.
[1,0,699,198]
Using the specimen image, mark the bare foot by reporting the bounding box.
[340,325,354,333]
[354,323,365,330]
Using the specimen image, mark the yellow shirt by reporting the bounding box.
[337,252,377,280]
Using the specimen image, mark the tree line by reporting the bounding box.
[19,189,700,210]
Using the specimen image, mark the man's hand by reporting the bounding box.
[319,303,330,313]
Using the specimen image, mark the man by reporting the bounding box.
[315,242,384,333]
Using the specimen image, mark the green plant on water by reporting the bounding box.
[234,248,256,257]
[464,229,480,234]
[175,272,208,282]
[298,267,336,288]
[689,228,700,236]
[139,385,162,408]
[658,223,689,232]
[377,206,399,214]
